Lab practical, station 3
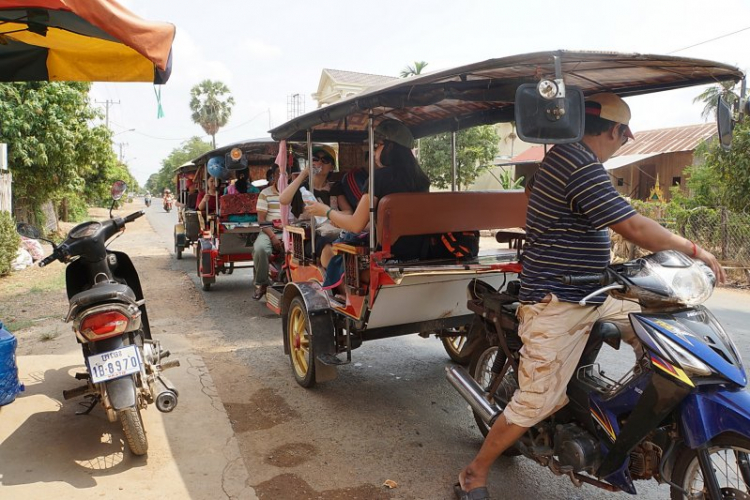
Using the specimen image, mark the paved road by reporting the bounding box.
[149,205,750,500]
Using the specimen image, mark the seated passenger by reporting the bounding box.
[196,175,219,215]
[304,119,430,286]
[279,145,354,259]
[186,182,199,210]
[252,164,285,300]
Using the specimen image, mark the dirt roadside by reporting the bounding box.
[0,206,256,500]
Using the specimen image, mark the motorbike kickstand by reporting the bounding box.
[76,394,100,415]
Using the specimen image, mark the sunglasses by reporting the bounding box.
[313,155,333,165]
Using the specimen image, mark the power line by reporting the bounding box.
[669,26,750,54]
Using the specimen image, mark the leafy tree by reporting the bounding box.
[693,81,738,120]
[400,61,429,78]
[189,80,234,148]
[419,125,499,190]
[692,117,750,212]
[0,82,125,223]
[0,210,20,276]
[146,136,212,194]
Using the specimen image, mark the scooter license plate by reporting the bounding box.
[87,345,142,384]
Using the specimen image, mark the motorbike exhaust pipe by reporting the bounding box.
[445,365,501,427]
[153,377,178,413]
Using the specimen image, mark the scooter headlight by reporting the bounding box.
[660,334,713,377]
[670,266,713,306]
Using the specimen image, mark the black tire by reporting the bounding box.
[175,244,183,260]
[468,343,521,456]
[442,334,472,365]
[202,280,211,291]
[670,433,750,500]
[286,296,316,387]
[119,406,148,456]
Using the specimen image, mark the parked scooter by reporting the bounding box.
[17,181,179,456]
[448,251,750,498]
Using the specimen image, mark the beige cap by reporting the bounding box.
[585,93,634,139]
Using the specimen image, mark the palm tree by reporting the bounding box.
[189,80,235,147]
[400,61,429,78]
[693,81,738,120]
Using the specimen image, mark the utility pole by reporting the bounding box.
[95,99,120,128]
[116,142,128,162]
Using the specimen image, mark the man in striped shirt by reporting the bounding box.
[457,93,725,499]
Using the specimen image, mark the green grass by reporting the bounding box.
[5,319,33,331]
[28,270,66,293]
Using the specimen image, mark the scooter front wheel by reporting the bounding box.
[670,433,750,499]
[119,406,148,456]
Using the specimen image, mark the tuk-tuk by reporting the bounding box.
[266,50,742,388]
[173,161,200,259]
[190,139,309,290]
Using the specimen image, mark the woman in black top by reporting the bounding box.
[305,119,430,271]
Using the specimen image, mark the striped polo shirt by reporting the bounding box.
[519,142,635,304]
[256,185,282,220]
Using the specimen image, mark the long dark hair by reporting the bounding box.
[380,141,430,191]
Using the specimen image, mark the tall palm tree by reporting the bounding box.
[189,80,235,147]
[400,61,429,78]
[693,80,738,120]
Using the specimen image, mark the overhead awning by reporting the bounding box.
[0,0,175,83]
[604,153,661,171]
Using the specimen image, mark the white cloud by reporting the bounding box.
[240,39,282,60]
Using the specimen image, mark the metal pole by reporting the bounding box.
[368,113,376,253]
[451,131,457,192]
[307,130,316,259]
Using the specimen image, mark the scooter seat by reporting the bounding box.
[69,283,137,310]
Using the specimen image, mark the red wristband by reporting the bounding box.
[690,241,698,258]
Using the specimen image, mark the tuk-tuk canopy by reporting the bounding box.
[269,50,744,143]
[0,0,174,83]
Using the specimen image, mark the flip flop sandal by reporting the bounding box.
[453,483,491,500]
[252,285,267,300]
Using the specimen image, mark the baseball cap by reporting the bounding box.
[585,93,634,139]
[375,119,414,149]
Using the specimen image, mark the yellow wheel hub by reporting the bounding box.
[288,305,310,378]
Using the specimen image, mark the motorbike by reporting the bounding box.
[447,250,750,499]
[163,197,173,212]
[17,181,179,456]
[145,196,151,208]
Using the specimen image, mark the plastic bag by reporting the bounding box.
[11,248,33,271]
[300,187,327,225]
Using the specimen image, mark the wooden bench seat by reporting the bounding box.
[376,191,527,255]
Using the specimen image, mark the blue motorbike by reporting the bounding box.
[448,250,749,499]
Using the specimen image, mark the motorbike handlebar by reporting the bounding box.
[39,252,58,268]
[558,273,606,286]
[123,210,145,224]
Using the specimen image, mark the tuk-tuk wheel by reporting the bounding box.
[202,280,211,291]
[441,333,471,365]
[287,296,316,388]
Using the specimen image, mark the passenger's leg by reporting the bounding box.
[253,232,272,286]
[320,243,334,268]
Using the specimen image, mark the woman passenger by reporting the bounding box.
[304,119,430,283]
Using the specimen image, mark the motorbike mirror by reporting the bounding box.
[716,95,734,151]
[16,222,42,239]
[111,180,128,201]
[514,84,585,144]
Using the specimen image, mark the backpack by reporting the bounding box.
[426,231,480,260]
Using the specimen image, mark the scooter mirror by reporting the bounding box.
[111,180,128,200]
[716,95,734,151]
[16,222,42,239]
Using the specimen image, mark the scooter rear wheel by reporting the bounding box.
[119,406,148,456]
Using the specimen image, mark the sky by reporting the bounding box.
[91,0,750,186]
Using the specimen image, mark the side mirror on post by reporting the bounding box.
[111,180,128,201]
[716,95,734,151]
[514,83,585,144]
[16,222,42,239]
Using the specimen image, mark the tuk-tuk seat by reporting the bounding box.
[184,210,201,240]
[376,191,528,256]
[219,193,259,218]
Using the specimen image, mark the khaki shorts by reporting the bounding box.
[503,294,640,428]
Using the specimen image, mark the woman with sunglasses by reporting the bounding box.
[304,119,431,287]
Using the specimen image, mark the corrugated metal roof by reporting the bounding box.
[509,123,715,163]
[614,123,715,155]
[324,69,397,87]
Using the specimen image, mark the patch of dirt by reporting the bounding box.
[224,388,300,432]
[255,473,392,500]
[264,442,318,467]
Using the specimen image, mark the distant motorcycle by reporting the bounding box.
[163,197,173,212]
[17,181,179,456]
[144,196,151,208]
